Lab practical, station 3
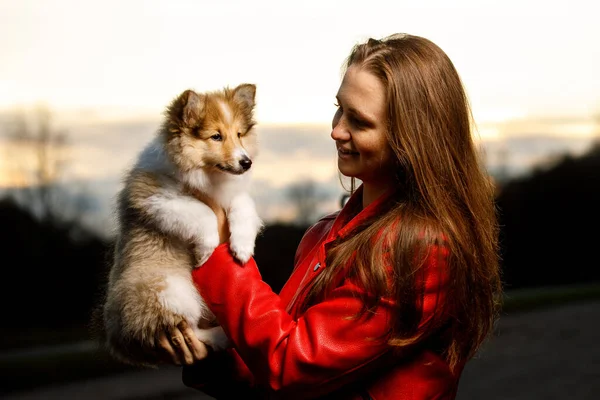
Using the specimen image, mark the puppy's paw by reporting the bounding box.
[229,240,254,264]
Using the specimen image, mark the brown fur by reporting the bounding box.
[101,84,260,366]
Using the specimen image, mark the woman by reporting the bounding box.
[160,33,501,399]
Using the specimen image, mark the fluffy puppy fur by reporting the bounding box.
[102,84,263,366]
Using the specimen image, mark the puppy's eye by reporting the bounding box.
[210,133,222,141]
[237,132,242,138]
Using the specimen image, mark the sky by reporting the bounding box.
[1,0,598,126]
[0,0,599,230]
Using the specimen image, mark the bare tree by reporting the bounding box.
[3,105,75,223]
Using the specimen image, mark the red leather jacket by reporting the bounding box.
[183,187,461,399]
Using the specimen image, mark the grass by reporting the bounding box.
[1,282,600,395]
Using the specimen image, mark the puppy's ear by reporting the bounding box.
[232,84,256,108]
[183,90,205,126]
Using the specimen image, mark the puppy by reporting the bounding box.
[102,83,263,366]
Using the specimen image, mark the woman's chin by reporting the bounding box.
[337,163,357,179]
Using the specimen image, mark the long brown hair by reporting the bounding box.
[299,34,501,371]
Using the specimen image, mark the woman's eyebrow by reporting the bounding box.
[336,95,377,127]
[348,107,373,121]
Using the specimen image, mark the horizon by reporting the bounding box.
[1,115,597,237]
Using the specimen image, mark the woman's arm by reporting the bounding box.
[189,242,449,398]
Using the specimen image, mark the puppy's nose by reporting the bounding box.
[239,156,252,171]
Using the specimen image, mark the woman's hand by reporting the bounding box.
[157,320,210,365]
[212,203,230,245]
[185,186,230,245]
[199,196,230,245]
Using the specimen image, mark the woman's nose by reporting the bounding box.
[331,119,351,142]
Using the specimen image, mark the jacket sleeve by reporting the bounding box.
[188,242,449,398]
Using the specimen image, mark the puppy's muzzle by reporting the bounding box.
[239,156,252,171]
[217,155,253,175]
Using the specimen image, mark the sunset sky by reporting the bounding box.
[1,0,598,126]
[1,0,598,229]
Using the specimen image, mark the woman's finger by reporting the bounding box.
[157,331,181,365]
[178,320,209,361]
[169,324,195,365]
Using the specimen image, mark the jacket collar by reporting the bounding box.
[288,184,398,317]
[326,184,397,243]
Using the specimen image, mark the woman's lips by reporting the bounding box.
[337,147,359,157]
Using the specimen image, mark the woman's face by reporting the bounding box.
[331,65,396,186]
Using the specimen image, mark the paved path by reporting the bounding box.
[5,301,600,399]
[457,300,600,400]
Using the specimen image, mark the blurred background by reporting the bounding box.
[1,0,598,399]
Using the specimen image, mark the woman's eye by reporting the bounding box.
[210,133,222,141]
[348,116,366,129]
